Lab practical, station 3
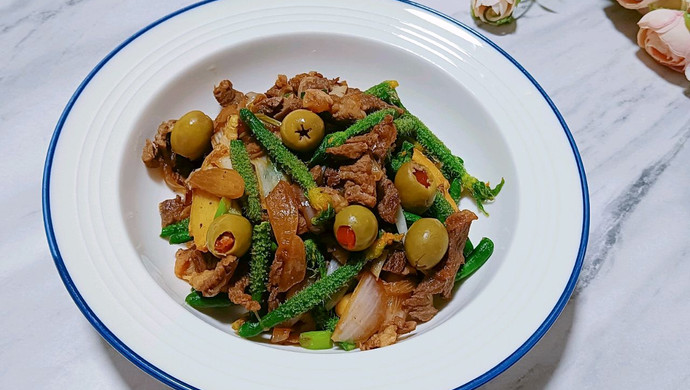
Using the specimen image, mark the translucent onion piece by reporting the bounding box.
[326,259,341,276]
[395,205,407,235]
[252,156,287,198]
[332,273,387,343]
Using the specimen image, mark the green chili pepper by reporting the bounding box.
[299,330,334,350]
[455,237,494,283]
[185,290,232,309]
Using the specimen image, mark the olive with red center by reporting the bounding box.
[205,214,252,257]
[394,161,438,214]
[333,205,378,252]
[280,109,325,152]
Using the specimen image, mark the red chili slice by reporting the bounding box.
[336,226,357,250]
[413,168,430,188]
[214,232,235,254]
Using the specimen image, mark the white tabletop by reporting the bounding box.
[3,0,689,389]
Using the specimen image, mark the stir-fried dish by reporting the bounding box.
[142,72,503,350]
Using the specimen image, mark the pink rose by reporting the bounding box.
[637,9,690,79]
[617,0,688,10]
[471,0,516,25]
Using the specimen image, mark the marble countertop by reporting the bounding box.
[2,0,689,388]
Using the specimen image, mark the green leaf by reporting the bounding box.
[449,178,462,203]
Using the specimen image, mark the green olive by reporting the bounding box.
[280,109,325,152]
[333,205,378,252]
[170,110,213,160]
[394,161,438,214]
[205,214,252,258]
[404,218,449,270]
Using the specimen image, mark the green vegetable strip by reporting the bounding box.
[309,108,398,166]
[395,112,503,215]
[249,222,273,306]
[240,109,317,192]
[463,238,474,258]
[389,140,414,173]
[161,218,191,244]
[240,108,332,225]
[169,232,192,244]
[185,290,232,309]
[299,331,333,350]
[339,341,356,351]
[214,198,230,218]
[455,237,494,283]
[391,113,419,138]
[305,239,327,278]
[238,254,366,338]
[230,140,263,224]
[325,315,340,333]
[364,81,406,109]
[449,178,462,203]
[425,191,455,223]
[403,211,422,226]
[160,218,189,238]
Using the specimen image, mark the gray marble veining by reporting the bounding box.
[2,0,689,389]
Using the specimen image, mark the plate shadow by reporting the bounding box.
[479,296,578,389]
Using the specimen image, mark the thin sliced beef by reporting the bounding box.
[376,176,400,224]
[331,90,401,122]
[325,115,397,162]
[382,250,408,274]
[174,248,210,281]
[141,120,174,168]
[274,96,302,120]
[213,80,245,107]
[326,142,369,160]
[228,275,261,312]
[309,165,324,185]
[174,249,238,297]
[141,139,159,168]
[368,115,397,161]
[360,92,402,114]
[159,194,191,227]
[141,120,196,193]
[265,74,292,98]
[253,95,283,117]
[360,324,398,351]
[252,95,302,121]
[404,210,478,322]
[359,316,416,351]
[238,129,265,159]
[339,154,381,208]
[324,167,341,187]
[296,76,332,97]
[287,71,340,95]
[331,89,365,121]
[189,255,239,297]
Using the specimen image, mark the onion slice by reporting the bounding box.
[395,205,407,235]
[332,273,387,343]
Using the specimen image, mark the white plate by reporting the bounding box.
[43,0,589,389]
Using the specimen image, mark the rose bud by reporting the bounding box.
[471,0,517,25]
[637,8,690,80]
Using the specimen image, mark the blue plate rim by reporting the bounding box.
[41,1,589,389]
